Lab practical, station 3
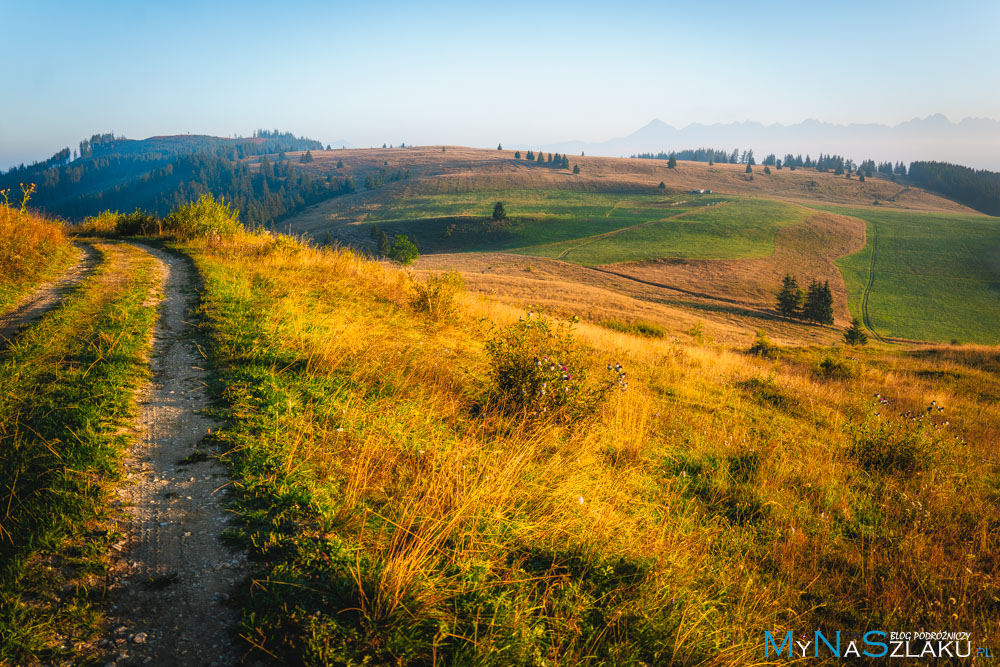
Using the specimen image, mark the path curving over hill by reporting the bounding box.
[103,245,247,666]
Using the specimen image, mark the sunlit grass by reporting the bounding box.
[183,231,1000,664]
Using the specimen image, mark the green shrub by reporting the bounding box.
[164,193,242,240]
[412,271,464,320]
[848,412,931,475]
[115,209,161,236]
[388,234,419,265]
[747,330,778,358]
[484,313,623,419]
[815,355,856,379]
[602,318,666,338]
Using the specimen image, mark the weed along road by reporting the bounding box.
[103,244,247,666]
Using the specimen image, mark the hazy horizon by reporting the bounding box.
[4,0,999,170]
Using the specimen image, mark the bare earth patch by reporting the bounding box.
[103,245,247,666]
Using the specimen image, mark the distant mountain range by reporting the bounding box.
[515,115,1000,171]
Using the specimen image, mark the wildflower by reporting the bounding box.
[336,427,345,432]
[577,495,585,505]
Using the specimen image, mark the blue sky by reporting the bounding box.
[3,0,999,168]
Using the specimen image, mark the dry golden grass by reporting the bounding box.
[183,230,1000,663]
[0,189,74,312]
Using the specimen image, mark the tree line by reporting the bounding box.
[908,161,1000,216]
[515,150,572,169]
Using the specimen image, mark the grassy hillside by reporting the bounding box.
[0,197,74,311]
[829,206,1000,344]
[331,189,719,254]
[176,230,999,665]
[518,199,809,265]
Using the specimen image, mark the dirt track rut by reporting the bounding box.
[0,242,99,348]
[102,245,247,666]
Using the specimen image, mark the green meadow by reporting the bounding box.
[829,207,1000,344]
[357,189,725,253]
[516,199,809,265]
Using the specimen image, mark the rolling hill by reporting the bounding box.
[280,146,999,345]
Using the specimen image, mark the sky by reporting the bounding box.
[3,0,999,169]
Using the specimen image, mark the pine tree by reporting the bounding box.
[573,164,580,174]
[745,163,753,174]
[492,201,507,221]
[776,275,802,317]
[803,279,834,324]
[668,153,677,169]
[377,230,391,257]
[843,318,868,345]
[336,159,344,168]
[514,150,521,159]
[658,181,665,189]
[497,143,503,150]
[819,281,834,324]
[764,165,771,175]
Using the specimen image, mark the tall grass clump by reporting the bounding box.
[164,193,242,240]
[0,184,73,311]
[602,317,667,338]
[411,270,464,320]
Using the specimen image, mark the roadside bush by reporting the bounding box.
[77,210,121,236]
[412,270,464,320]
[114,209,161,236]
[164,193,242,240]
[484,312,624,420]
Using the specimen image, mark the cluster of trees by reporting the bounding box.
[369,224,419,265]
[776,275,834,324]
[364,168,411,190]
[517,150,571,169]
[907,161,1000,215]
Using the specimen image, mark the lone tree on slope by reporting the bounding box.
[843,318,868,345]
[492,201,507,221]
[668,153,677,169]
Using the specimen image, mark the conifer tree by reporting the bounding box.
[492,201,507,221]
[497,143,503,150]
[843,318,868,345]
[377,230,391,257]
[514,150,521,159]
[668,153,677,169]
[573,164,580,174]
[776,275,802,317]
[658,181,665,189]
